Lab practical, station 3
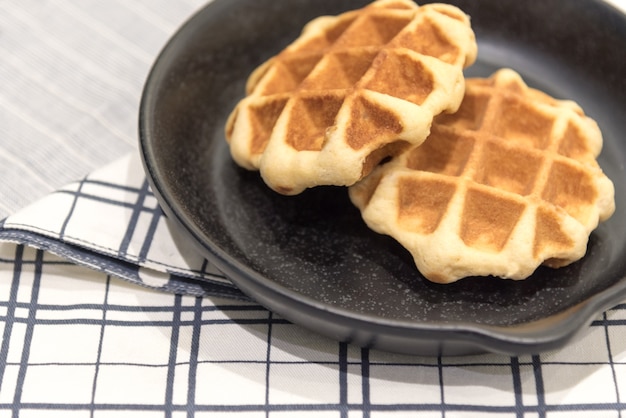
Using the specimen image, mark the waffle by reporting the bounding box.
[225,0,477,194]
[349,69,616,284]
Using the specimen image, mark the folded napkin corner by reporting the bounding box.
[0,153,247,300]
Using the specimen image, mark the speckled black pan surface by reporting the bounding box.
[139,0,626,355]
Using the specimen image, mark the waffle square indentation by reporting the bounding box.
[474,141,542,196]
[392,16,460,64]
[398,177,456,234]
[490,97,555,150]
[261,53,324,95]
[248,98,289,154]
[542,160,598,224]
[302,50,378,90]
[336,13,412,48]
[365,51,434,105]
[435,92,490,131]
[461,188,525,252]
[558,120,592,161]
[286,94,344,151]
[406,128,473,176]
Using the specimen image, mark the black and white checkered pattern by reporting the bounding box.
[0,155,243,300]
[1,154,626,417]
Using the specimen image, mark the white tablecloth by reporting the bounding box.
[2,1,626,416]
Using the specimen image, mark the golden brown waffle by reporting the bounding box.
[225,0,477,194]
[349,69,615,283]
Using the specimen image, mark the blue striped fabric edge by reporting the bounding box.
[0,227,249,301]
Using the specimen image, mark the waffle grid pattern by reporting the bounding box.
[350,69,615,283]
[227,0,477,194]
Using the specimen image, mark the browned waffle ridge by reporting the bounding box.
[226,0,477,194]
[349,69,615,283]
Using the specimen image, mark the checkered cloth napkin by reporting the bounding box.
[2,152,626,417]
[0,153,244,300]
